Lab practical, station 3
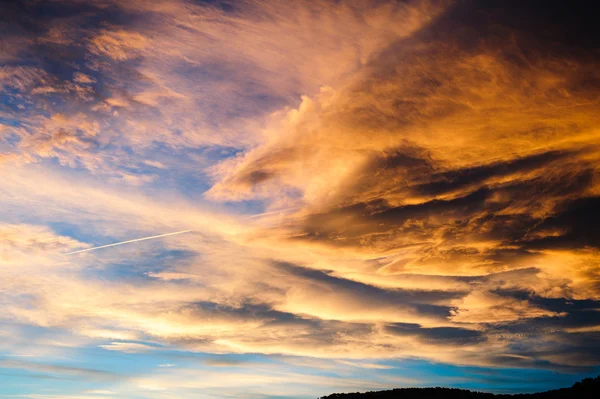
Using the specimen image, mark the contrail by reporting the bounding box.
[62,230,193,255]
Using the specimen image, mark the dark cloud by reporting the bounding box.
[277,262,464,310]
[524,196,600,249]
[385,323,483,341]
[374,188,490,224]
[411,151,574,198]
[437,0,600,58]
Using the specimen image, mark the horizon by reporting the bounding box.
[1,0,600,398]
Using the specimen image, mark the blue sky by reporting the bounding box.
[1,0,600,397]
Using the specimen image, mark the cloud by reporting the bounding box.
[449,290,564,324]
[98,342,157,353]
[0,359,118,381]
[1,0,600,396]
[0,223,86,256]
[1,164,596,372]
[1,0,446,183]
[88,29,149,61]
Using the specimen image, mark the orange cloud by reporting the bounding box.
[1,0,600,385]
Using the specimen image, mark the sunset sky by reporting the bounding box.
[1,0,600,397]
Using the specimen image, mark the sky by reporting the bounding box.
[1,0,600,397]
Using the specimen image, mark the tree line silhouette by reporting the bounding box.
[320,375,600,399]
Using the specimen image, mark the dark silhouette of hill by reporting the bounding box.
[320,375,600,399]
